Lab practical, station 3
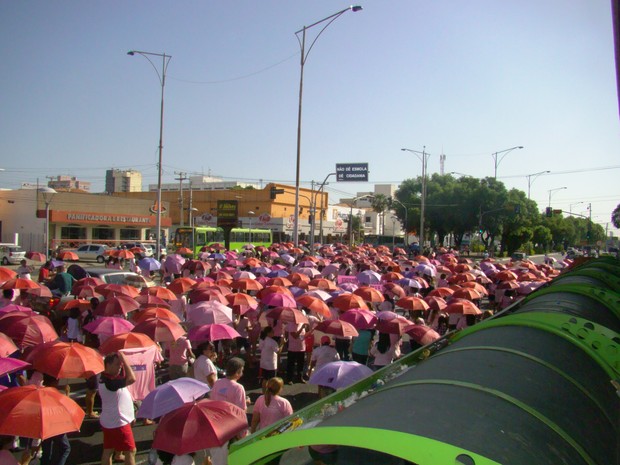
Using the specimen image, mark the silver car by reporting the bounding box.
[75,244,109,263]
[0,244,26,265]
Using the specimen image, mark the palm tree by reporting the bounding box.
[371,194,390,235]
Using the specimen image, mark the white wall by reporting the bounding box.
[0,189,45,250]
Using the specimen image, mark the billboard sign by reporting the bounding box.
[336,163,369,182]
[217,200,238,227]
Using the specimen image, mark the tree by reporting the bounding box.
[371,194,390,235]
[612,203,620,229]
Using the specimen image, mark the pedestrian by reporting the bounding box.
[285,322,307,384]
[210,357,249,413]
[166,335,195,380]
[369,332,400,371]
[16,259,33,280]
[351,329,374,366]
[193,341,218,388]
[306,336,339,380]
[258,326,284,392]
[62,307,82,343]
[48,265,76,297]
[250,377,293,434]
[99,352,137,465]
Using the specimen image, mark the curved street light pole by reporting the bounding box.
[310,172,336,253]
[293,5,363,247]
[526,170,550,199]
[39,187,57,259]
[401,147,430,250]
[390,197,408,246]
[547,186,567,208]
[128,50,172,258]
[492,145,524,179]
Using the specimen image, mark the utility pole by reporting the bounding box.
[174,171,187,226]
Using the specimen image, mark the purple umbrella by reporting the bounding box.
[340,308,378,330]
[308,361,373,389]
[357,270,382,285]
[165,254,186,274]
[138,257,162,272]
[137,377,210,419]
[339,282,359,293]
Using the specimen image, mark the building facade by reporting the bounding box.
[105,169,143,194]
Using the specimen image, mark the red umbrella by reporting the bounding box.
[115,249,135,260]
[428,287,455,298]
[424,296,448,312]
[0,267,17,283]
[167,277,197,295]
[74,277,105,289]
[0,332,18,357]
[1,278,40,290]
[189,289,229,305]
[141,286,178,301]
[175,247,194,256]
[383,282,406,299]
[0,313,58,349]
[0,385,85,440]
[451,288,483,301]
[187,324,241,342]
[296,294,331,318]
[332,293,369,311]
[405,325,441,345]
[308,278,338,291]
[95,295,140,316]
[134,294,171,309]
[57,250,79,261]
[258,285,294,299]
[98,332,157,355]
[133,307,181,324]
[314,319,359,338]
[73,285,102,300]
[25,251,47,262]
[230,278,263,292]
[445,298,481,315]
[498,280,520,290]
[132,317,186,343]
[339,308,378,330]
[57,299,91,312]
[396,296,430,312]
[265,307,309,325]
[152,399,247,454]
[266,277,293,287]
[95,283,140,298]
[381,271,404,282]
[83,317,135,337]
[353,287,385,303]
[496,270,518,282]
[32,341,104,379]
[376,316,413,335]
[461,281,489,296]
[225,292,259,309]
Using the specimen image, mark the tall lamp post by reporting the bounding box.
[390,197,408,246]
[526,170,550,199]
[401,147,430,250]
[348,194,372,246]
[492,145,524,179]
[569,201,585,215]
[39,187,57,259]
[293,5,363,248]
[310,172,336,253]
[548,186,567,208]
[128,50,172,258]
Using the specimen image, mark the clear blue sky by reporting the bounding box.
[1,1,618,235]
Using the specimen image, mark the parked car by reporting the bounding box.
[120,242,154,257]
[81,268,155,289]
[511,251,528,261]
[0,244,26,265]
[75,244,109,263]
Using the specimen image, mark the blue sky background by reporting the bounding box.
[1,1,618,235]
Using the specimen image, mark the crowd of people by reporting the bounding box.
[0,241,568,465]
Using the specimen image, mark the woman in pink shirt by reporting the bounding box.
[250,377,293,433]
[167,336,195,380]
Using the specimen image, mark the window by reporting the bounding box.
[120,228,140,240]
[61,226,86,240]
[93,227,114,240]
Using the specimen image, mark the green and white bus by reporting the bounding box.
[172,226,273,255]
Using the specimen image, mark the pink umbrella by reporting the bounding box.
[187,324,241,342]
[314,319,359,338]
[0,313,58,349]
[83,317,135,336]
[0,304,34,314]
[164,254,186,274]
[339,308,378,330]
[137,377,210,419]
[405,325,441,345]
[265,307,309,325]
[186,301,233,326]
[0,333,18,358]
[0,357,30,377]
[260,292,297,308]
[376,316,413,335]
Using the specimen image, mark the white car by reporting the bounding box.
[75,244,109,263]
[0,244,26,265]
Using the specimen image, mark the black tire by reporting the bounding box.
[96,256,105,264]
[1,257,8,266]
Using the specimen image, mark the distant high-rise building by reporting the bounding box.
[105,169,142,194]
[48,175,91,192]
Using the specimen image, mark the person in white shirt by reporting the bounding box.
[258,326,283,392]
[193,341,218,388]
[306,336,340,379]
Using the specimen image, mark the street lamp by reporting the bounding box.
[293,5,363,248]
[348,194,372,246]
[391,216,398,248]
[569,201,585,215]
[548,187,567,208]
[39,187,57,259]
[526,170,550,199]
[310,172,336,253]
[401,147,430,250]
[492,145,524,179]
[449,171,472,177]
[128,49,172,258]
[248,211,255,243]
[390,197,408,246]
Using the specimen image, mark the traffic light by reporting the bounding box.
[270,186,285,200]
[545,207,552,217]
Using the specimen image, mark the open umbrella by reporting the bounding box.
[0,357,30,377]
[445,298,481,315]
[137,377,210,419]
[95,283,140,298]
[230,278,263,292]
[265,307,309,325]
[83,317,135,337]
[353,287,385,303]
[405,325,442,345]
[376,316,413,335]
[132,317,186,343]
[95,295,140,317]
[225,293,259,311]
[187,324,241,342]
[0,313,58,349]
[452,288,483,301]
[0,385,85,439]
[396,296,430,312]
[308,278,337,290]
[260,292,297,308]
[32,341,104,379]
[357,270,381,285]
[0,304,34,314]
[134,294,171,309]
[296,294,331,318]
[167,277,197,295]
[141,286,178,301]
[0,267,17,283]
[138,257,162,272]
[0,332,18,357]
[133,307,181,324]
[339,308,378,330]
[314,319,359,338]
[152,399,248,454]
[186,301,233,326]
[57,250,79,261]
[308,360,373,389]
[165,254,186,274]
[98,332,157,355]
[424,296,448,312]
[332,293,369,311]
[1,278,40,290]
[25,251,47,262]
[383,282,406,299]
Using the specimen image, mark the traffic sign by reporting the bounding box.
[336,163,369,182]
